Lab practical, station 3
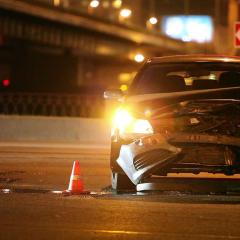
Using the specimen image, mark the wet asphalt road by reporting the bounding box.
[1,145,240,240]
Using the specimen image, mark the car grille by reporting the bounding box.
[133,144,237,172]
[177,144,235,165]
[133,149,171,170]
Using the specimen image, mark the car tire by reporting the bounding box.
[111,171,135,191]
[110,140,123,172]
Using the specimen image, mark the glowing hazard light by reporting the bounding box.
[2,79,10,87]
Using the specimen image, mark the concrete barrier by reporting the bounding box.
[0,115,111,147]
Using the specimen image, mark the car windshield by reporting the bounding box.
[130,62,240,95]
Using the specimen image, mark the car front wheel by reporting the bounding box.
[111,171,135,191]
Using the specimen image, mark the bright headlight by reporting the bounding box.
[112,108,153,135]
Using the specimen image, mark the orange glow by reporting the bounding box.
[89,0,99,8]
[120,9,132,18]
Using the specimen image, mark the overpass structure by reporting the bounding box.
[0,0,205,58]
[0,0,207,118]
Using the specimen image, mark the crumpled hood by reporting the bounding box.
[116,87,240,185]
[121,87,240,119]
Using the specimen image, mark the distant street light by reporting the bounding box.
[120,8,132,18]
[89,0,99,8]
[53,0,60,6]
[120,84,128,92]
[149,17,158,25]
[102,1,110,8]
[146,16,158,30]
[112,0,122,9]
[134,54,145,63]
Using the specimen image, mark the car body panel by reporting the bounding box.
[110,55,240,189]
[117,131,240,184]
[117,134,181,184]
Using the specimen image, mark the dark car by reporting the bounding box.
[104,55,240,191]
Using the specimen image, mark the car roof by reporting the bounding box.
[148,55,240,64]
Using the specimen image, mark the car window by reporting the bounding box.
[130,62,240,95]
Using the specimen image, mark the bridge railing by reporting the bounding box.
[0,92,105,118]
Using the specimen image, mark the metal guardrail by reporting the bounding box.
[0,92,105,118]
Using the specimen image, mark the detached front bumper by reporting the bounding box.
[116,133,240,185]
[116,134,181,185]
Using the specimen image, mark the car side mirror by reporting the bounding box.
[103,89,124,101]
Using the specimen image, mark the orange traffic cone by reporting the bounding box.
[64,160,85,195]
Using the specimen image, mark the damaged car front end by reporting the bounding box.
[106,56,240,191]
